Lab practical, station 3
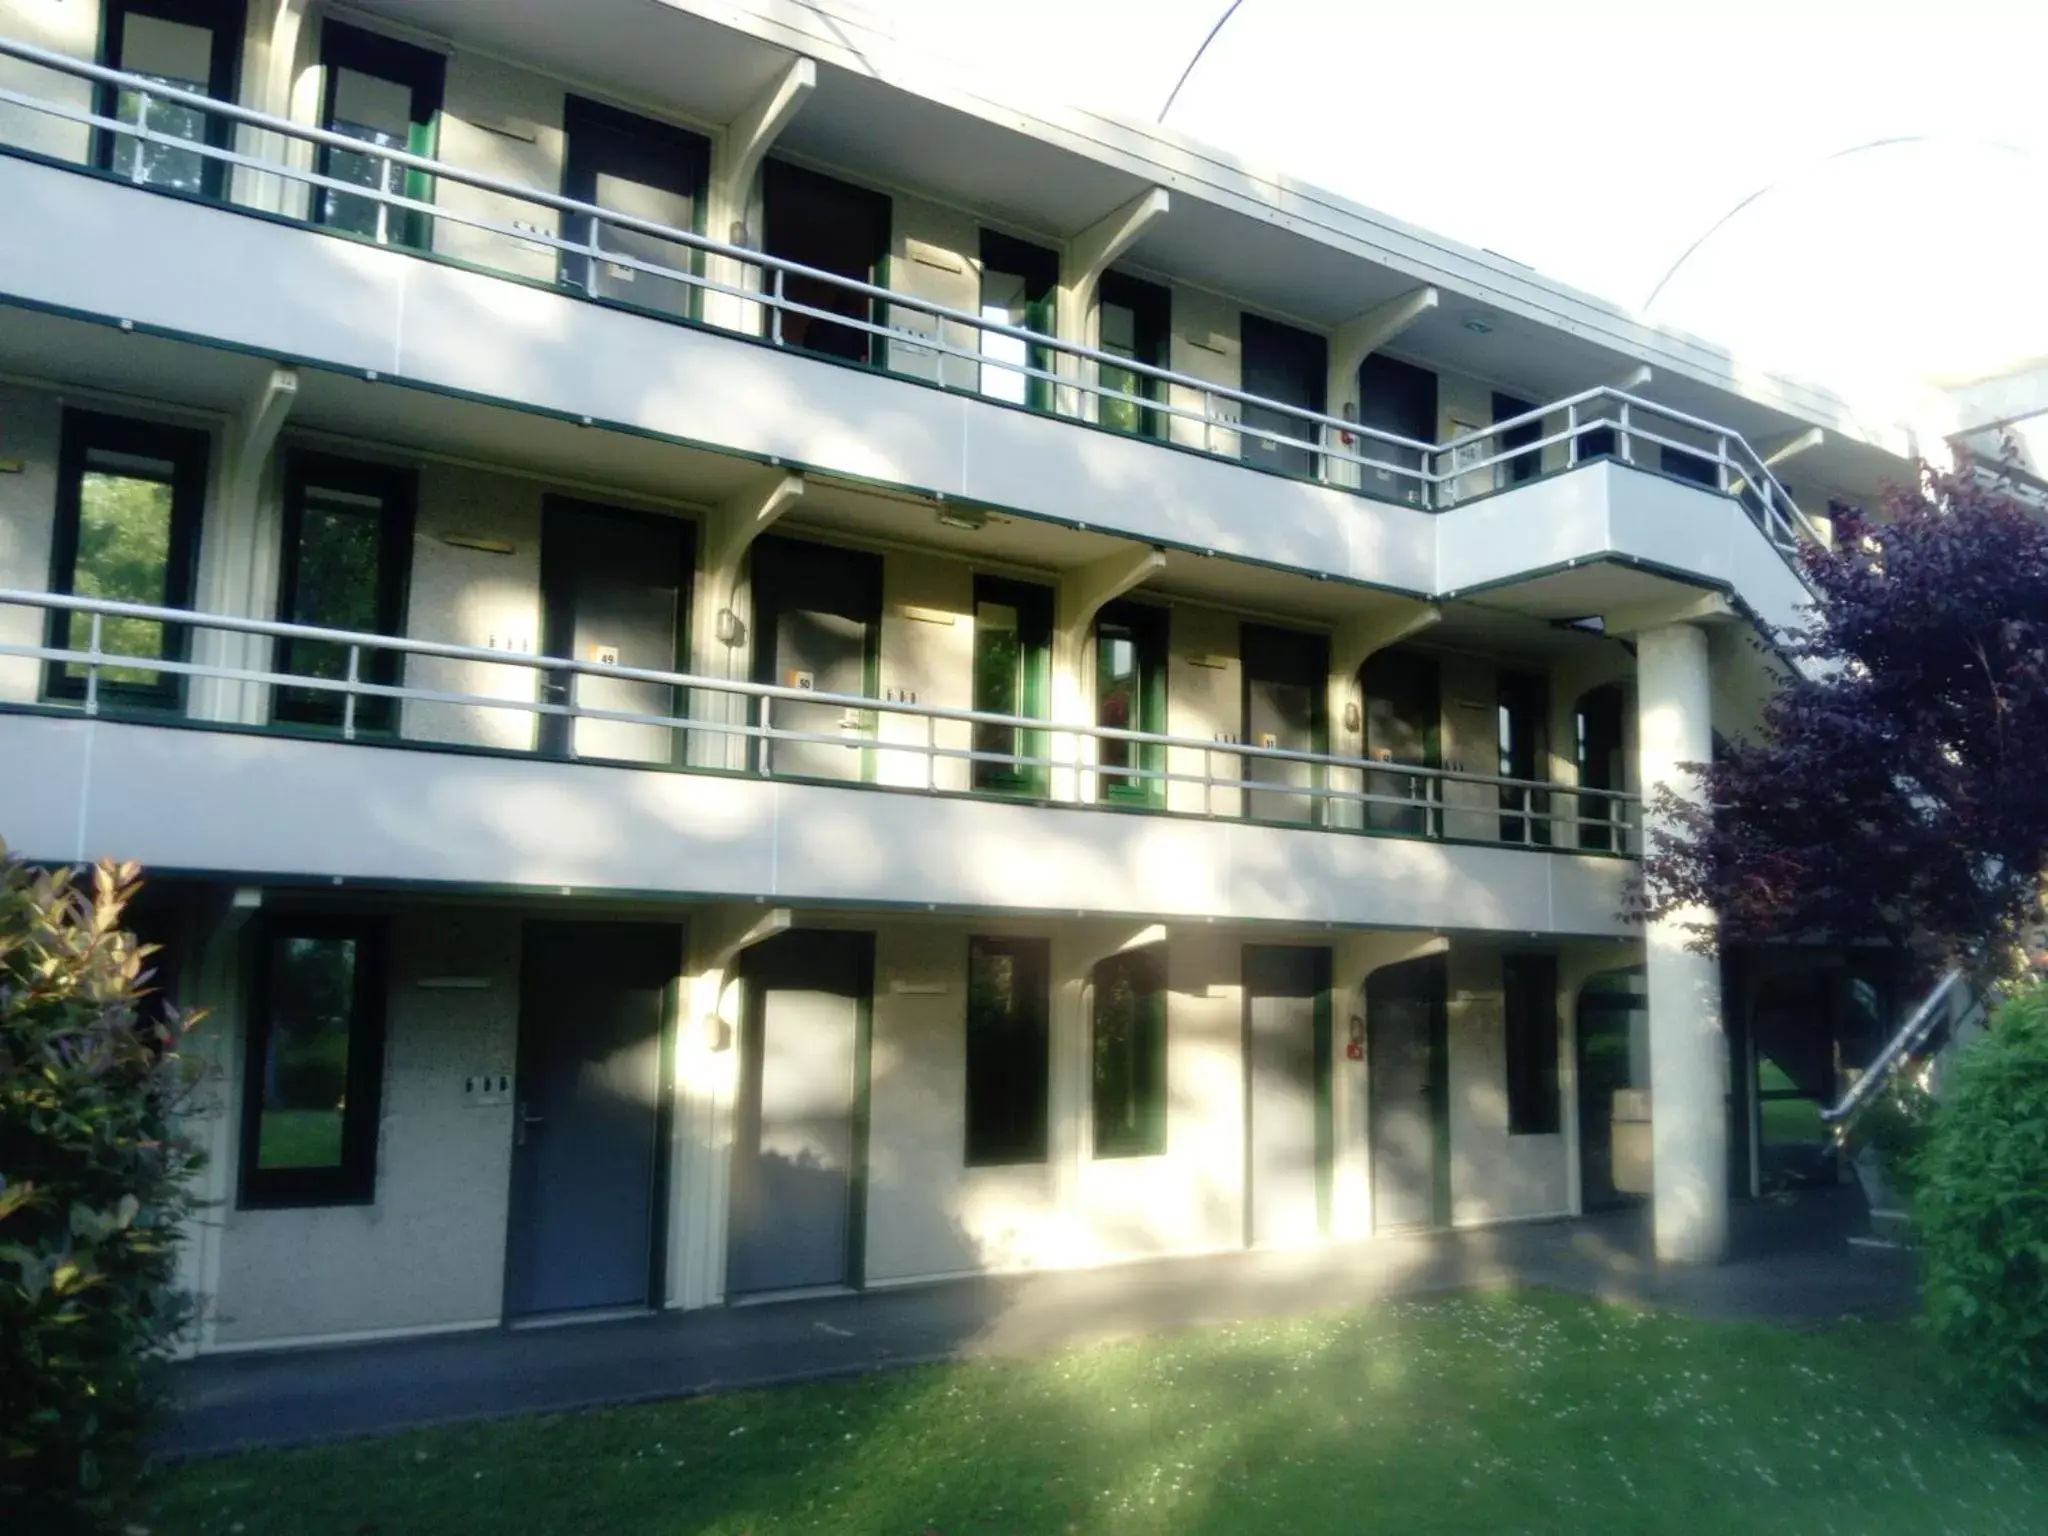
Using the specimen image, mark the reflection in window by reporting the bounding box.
[1096,271,1170,439]
[965,937,1050,1165]
[1092,945,1167,1158]
[109,12,214,192]
[257,935,359,1170]
[316,23,443,250]
[275,457,415,732]
[1094,600,1167,806]
[972,580,1051,795]
[47,411,207,708]
[241,919,387,1206]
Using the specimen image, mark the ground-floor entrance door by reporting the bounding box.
[726,929,873,1297]
[1244,945,1333,1247]
[505,921,680,1319]
[1368,954,1448,1230]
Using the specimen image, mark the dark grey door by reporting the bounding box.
[561,95,710,320]
[1362,647,1440,836]
[539,498,692,764]
[1240,313,1327,479]
[727,929,873,1297]
[1243,623,1328,825]
[505,922,680,1318]
[1244,945,1331,1248]
[751,537,881,784]
[1356,354,1437,504]
[1368,955,1447,1231]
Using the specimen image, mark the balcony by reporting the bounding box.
[0,590,1637,936]
[0,38,1825,626]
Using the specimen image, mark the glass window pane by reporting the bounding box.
[966,938,1049,1165]
[973,600,1023,776]
[980,270,1029,404]
[325,67,414,240]
[63,456,175,686]
[1092,949,1166,1158]
[257,936,358,1171]
[1097,627,1137,773]
[112,14,215,192]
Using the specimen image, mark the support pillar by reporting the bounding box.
[702,58,816,336]
[1637,620,1728,1264]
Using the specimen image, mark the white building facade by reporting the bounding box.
[0,0,1912,1353]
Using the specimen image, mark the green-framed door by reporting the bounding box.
[972,574,1053,796]
[1095,598,1168,806]
[315,20,444,250]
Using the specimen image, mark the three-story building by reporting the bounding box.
[0,0,1911,1352]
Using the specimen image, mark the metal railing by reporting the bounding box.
[0,36,1824,561]
[0,589,1640,850]
[1821,966,1976,1133]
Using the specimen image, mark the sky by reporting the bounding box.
[850,0,2048,420]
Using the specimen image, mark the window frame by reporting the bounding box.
[1091,943,1169,1160]
[963,935,1052,1167]
[273,452,418,733]
[978,229,1060,413]
[42,408,210,711]
[94,0,247,200]
[315,20,446,250]
[971,574,1054,797]
[1096,270,1171,440]
[237,914,390,1209]
[1503,952,1562,1137]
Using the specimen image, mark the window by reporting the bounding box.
[316,21,444,249]
[1662,443,1721,487]
[1094,599,1167,806]
[1492,391,1540,487]
[979,230,1058,411]
[96,0,245,198]
[965,937,1050,1165]
[1503,953,1561,1136]
[44,409,208,709]
[1097,270,1169,438]
[1574,683,1627,853]
[972,576,1052,795]
[760,159,891,364]
[1497,670,1551,846]
[275,454,416,732]
[239,917,389,1207]
[1092,945,1167,1158]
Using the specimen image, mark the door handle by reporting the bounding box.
[516,1103,544,1146]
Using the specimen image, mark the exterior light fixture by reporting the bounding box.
[935,505,988,532]
[1463,313,1496,335]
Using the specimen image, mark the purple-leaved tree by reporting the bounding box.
[1642,458,2048,979]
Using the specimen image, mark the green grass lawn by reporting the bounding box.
[150,1290,2048,1536]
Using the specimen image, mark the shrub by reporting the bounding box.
[1849,1070,1938,1201]
[1915,984,2048,1420]
[0,842,206,1532]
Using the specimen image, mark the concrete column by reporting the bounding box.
[1637,621,1728,1264]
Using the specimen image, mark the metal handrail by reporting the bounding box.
[0,588,1638,841]
[1821,966,1968,1129]
[0,32,1824,557]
